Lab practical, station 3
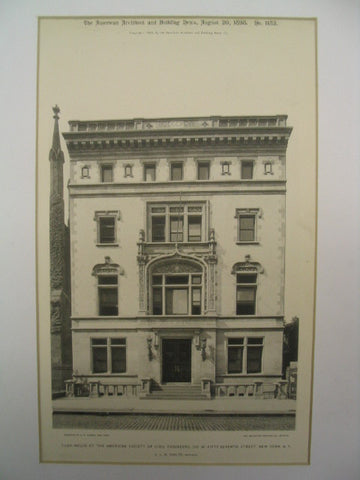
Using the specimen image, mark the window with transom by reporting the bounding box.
[148,203,205,243]
[91,338,126,373]
[151,273,202,315]
[227,337,263,374]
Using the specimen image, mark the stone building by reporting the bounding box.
[62,114,292,400]
[49,106,72,397]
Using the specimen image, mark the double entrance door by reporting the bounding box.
[162,339,191,383]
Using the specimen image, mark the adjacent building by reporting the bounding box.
[49,106,72,397]
[60,114,292,400]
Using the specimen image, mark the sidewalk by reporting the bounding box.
[53,397,296,415]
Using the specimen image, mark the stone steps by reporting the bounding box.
[143,384,208,400]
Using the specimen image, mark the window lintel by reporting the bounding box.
[92,257,124,276]
[94,210,121,221]
[232,255,264,274]
[235,208,262,219]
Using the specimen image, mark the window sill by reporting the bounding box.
[236,241,259,245]
[96,243,119,247]
[222,373,263,377]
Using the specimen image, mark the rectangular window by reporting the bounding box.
[152,287,163,315]
[241,161,253,179]
[236,274,257,315]
[191,287,201,315]
[148,203,205,243]
[144,164,156,181]
[98,275,118,316]
[188,216,202,242]
[101,165,113,182]
[228,338,244,373]
[152,216,166,242]
[227,337,263,374]
[170,216,184,242]
[239,216,255,242]
[198,162,210,180]
[152,274,202,315]
[110,338,126,373]
[99,216,115,243]
[247,338,263,373]
[166,288,188,314]
[91,338,107,373]
[91,338,126,374]
[170,162,183,181]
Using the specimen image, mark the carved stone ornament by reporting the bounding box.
[92,256,124,276]
[231,255,264,274]
[152,258,202,274]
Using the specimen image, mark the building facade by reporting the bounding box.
[62,115,292,400]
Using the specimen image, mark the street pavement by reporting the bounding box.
[53,412,295,430]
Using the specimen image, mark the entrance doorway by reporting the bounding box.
[162,339,192,383]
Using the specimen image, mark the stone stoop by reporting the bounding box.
[141,384,209,400]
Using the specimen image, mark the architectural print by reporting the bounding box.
[50,109,296,410]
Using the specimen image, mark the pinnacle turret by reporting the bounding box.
[50,105,63,161]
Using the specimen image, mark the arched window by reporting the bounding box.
[149,258,203,316]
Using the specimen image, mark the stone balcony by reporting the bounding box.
[137,229,216,259]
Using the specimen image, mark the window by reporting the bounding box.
[91,338,107,373]
[98,275,118,315]
[235,208,260,243]
[91,338,126,374]
[170,162,183,181]
[99,217,115,243]
[101,165,113,182]
[94,211,120,245]
[81,165,90,178]
[239,215,255,242]
[227,338,244,373]
[241,161,253,179]
[149,203,205,243]
[188,215,202,242]
[151,273,202,315]
[227,337,263,374]
[221,161,231,175]
[197,161,210,180]
[124,164,133,177]
[246,338,263,373]
[170,209,184,242]
[236,273,257,315]
[151,212,166,242]
[144,163,156,181]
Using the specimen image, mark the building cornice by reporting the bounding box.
[63,129,292,154]
[63,115,292,154]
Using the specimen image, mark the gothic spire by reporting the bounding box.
[49,105,63,161]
